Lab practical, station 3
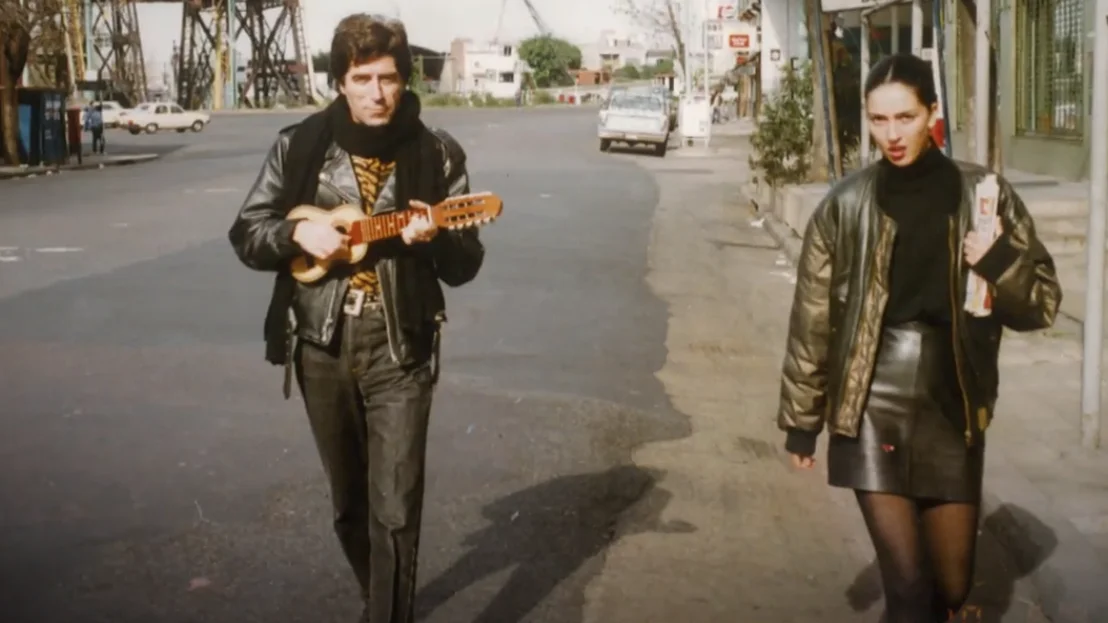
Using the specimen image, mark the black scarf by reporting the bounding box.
[263,90,445,370]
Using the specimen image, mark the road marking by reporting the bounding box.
[0,256,20,262]
[204,187,238,193]
[35,247,84,253]
[539,193,552,198]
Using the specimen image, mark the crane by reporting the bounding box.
[494,0,552,40]
[520,0,551,36]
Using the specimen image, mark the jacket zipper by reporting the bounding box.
[948,218,974,446]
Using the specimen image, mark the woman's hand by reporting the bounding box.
[964,218,1003,266]
[790,453,816,470]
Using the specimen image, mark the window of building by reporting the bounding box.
[1015,0,1084,139]
[502,46,513,56]
[499,72,514,83]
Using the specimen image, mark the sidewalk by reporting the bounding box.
[0,152,159,180]
[742,137,1108,622]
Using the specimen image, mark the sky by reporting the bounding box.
[133,0,633,70]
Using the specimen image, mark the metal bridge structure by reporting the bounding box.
[63,0,318,109]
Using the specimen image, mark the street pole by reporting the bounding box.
[1082,0,1108,449]
[891,4,900,53]
[860,14,870,165]
[703,0,711,146]
[973,0,990,166]
[911,0,923,55]
[678,0,686,94]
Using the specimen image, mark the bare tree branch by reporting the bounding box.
[612,0,686,77]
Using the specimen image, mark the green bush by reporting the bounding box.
[421,93,468,107]
[533,90,556,105]
[749,62,814,188]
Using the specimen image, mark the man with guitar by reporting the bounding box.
[228,13,486,623]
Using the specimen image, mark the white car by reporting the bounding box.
[597,89,670,157]
[122,102,211,134]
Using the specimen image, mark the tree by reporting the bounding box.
[614,64,641,81]
[613,0,685,79]
[956,0,1001,169]
[803,0,842,182]
[517,35,581,88]
[0,2,32,166]
[312,51,330,74]
[616,0,682,79]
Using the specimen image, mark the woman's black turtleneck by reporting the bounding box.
[877,145,964,326]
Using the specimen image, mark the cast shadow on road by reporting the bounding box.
[844,504,1057,623]
[415,464,696,623]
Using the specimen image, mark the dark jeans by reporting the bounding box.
[91,128,105,154]
[294,303,434,623]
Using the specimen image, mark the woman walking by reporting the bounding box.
[778,53,1060,622]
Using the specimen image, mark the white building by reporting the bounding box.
[704,17,760,77]
[579,29,649,71]
[756,0,808,95]
[443,38,532,99]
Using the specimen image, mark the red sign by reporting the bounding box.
[729,34,750,49]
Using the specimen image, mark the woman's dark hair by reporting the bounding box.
[863,53,938,107]
[329,14,413,86]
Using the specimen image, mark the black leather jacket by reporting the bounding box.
[228,123,484,370]
[779,160,1060,452]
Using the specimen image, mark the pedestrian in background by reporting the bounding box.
[85,104,105,154]
[777,53,1060,622]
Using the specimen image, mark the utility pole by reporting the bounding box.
[891,3,900,53]
[973,0,989,166]
[678,0,686,94]
[1082,0,1108,449]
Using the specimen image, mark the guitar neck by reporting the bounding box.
[351,211,415,244]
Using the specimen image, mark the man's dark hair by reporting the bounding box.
[864,53,938,108]
[329,13,413,86]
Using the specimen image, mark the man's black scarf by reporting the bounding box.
[263,90,446,368]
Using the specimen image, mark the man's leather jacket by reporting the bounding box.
[778,160,1061,451]
[228,124,484,371]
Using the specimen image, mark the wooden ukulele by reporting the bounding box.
[287,191,502,284]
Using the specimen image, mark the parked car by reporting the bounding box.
[597,89,670,157]
[121,102,211,134]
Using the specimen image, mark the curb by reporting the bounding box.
[0,154,160,180]
[744,186,1108,623]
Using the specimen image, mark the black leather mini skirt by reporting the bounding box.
[827,321,985,503]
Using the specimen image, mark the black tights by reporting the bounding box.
[856,491,980,622]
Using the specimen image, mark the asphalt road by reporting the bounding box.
[0,107,689,623]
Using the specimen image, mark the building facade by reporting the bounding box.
[443,38,532,99]
[944,0,1095,180]
[579,30,649,72]
[756,0,808,95]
